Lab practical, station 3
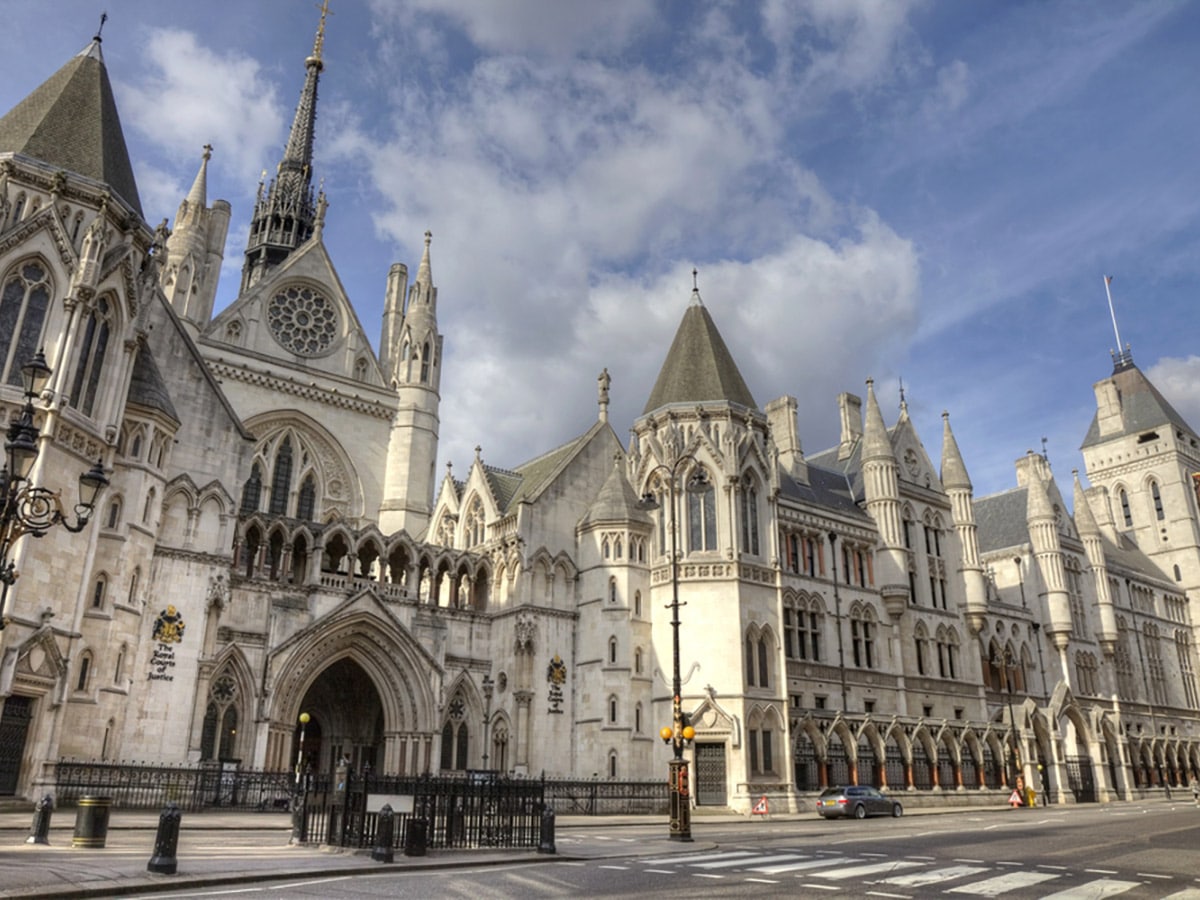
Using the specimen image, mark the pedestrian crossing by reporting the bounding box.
[632,848,1199,897]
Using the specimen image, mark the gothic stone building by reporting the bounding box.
[1,21,1198,811]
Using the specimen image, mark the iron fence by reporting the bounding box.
[54,759,296,812]
[542,777,666,814]
[306,771,546,850]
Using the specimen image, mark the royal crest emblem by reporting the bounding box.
[547,654,567,685]
[152,605,186,644]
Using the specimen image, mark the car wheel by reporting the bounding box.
[891,803,903,818]
[853,804,867,819]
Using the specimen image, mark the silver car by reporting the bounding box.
[817,785,903,819]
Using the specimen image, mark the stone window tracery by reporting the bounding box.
[267,284,338,355]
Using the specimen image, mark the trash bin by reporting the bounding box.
[403,817,427,857]
[73,796,112,848]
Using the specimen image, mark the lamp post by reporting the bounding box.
[481,675,494,770]
[290,711,311,844]
[1002,648,1021,796]
[0,351,108,629]
[638,453,709,842]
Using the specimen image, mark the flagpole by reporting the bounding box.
[1104,275,1123,352]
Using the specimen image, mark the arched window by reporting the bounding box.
[1118,488,1132,527]
[143,488,156,525]
[608,750,618,778]
[269,437,293,516]
[129,431,143,459]
[420,341,431,382]
[635,703,643,733]
[91,575,106,609]
[297,474,317,522]
[915,623,930,676]
[608,636,618,665]
[1151,481,1165,521]
[105,498,122,529]
[687,474,717,552]
[634,646,643,674]
[114,645,125,683]
[240,464,263,514]
[128,567,140,606]
[634,590,642,617]
[608,695,618,724]
[76,652,92,692]
[608,577,618,604]
[740,478,760,556]
[851,606,877,669]
[69,296,113,416]
[0,260,52,386]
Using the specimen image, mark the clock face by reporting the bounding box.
[267,285,338,355]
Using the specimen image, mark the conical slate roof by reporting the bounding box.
[0,39,142,216]
[642,291,756,414]
[580,455,651,528]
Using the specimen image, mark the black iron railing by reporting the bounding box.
[54,759,294,812]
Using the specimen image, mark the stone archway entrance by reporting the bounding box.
[292,658,385,776]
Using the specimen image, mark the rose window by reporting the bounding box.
[267,285,338,355]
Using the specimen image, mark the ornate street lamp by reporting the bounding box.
[290,711,311,844]
[638,453,709,842]
[0,351,108,629]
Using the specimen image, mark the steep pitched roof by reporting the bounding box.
[126,344,180,424]
[579,456,652,528]
[643,291,756,414]
[1081,360,1199,449]
[0,39,142,216]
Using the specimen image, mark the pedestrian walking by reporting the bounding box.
[1190,775,1199,806]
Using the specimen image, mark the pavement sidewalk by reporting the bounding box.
[0,802,1014,899]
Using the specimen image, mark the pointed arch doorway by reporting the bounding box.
[292,658,385,776]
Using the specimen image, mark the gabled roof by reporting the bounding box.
[1081,360,1199,449]
[643,292,756,414]
[0,39,142,216]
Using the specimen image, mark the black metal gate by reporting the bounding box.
[1065,756,1097,803]
[0,696,32,795]
[694,742,727,806]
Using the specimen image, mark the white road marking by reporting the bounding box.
[948,870,1061,896]
[812,860,923,880]
[1039,878,1143,899]
[881,865,991,887]
[753,856,859,874]
[695,854,807,869]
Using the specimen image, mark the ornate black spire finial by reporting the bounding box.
[95,11,108,42]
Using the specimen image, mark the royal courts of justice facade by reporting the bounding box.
[1,16,1198,812]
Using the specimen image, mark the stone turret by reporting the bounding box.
[379,231,442,536]
[1073,470,1117,655]
[162,146,231,336]
[1022,452,1072,682]
[941,412,987,634]
[861,379,909,615]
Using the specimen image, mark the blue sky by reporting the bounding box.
[4,1,1198,500]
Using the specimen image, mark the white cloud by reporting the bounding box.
[118,29,285,185]
[1146,356,1200,434]
[369,0,657,57]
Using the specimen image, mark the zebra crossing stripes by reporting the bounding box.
[946,870,1064,895]
[879,865,991,887]
[642,849,1159,896]
[1040,879,1146,899]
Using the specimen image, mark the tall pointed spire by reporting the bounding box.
[240,3,330,291]
[0,32,142,215]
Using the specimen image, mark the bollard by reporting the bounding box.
[72,796,112,848]
[26,794,53,845]
[146,803,182,875]
[538,806,556,855]
[403,816,427,857]
[371,804,395,863]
